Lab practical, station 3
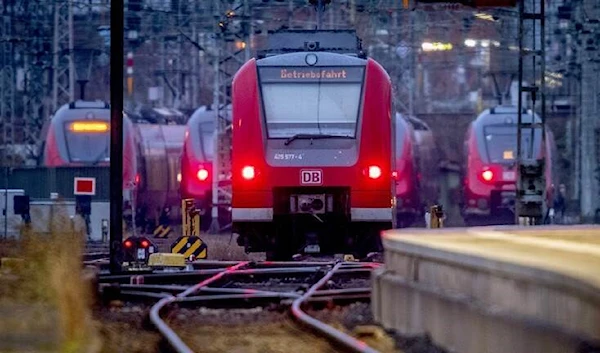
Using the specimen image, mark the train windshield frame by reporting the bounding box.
[257,66,365,139]
[482,124,542,163]
[63,121,110,163]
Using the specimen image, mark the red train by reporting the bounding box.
[394,113,440,227]
[231,31,394,260]
[40,100,187,229]
[180,106,232,231]
[461,106,558,225]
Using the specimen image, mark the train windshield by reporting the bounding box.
[259,67,364,139]
[64,121,110,163]
[198,121,214,159]
[483,125,542,163]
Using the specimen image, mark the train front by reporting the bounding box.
[232,51,394,260]
[462,107,546,225]
[42,101,137,190]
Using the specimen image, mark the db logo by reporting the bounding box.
[300,170,323,185]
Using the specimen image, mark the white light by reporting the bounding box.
[464,39,477,47]
[481,40,490,48]
[421,42,434,51]
[493,41,501,47]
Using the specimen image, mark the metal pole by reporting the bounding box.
[210,35,220,233]
[110,0,124,274]
[580,0,598,220]
[516,0,524,224]
[4,167,7,239]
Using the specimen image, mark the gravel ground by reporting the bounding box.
[92,300,449,353]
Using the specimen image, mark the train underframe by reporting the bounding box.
[462,190,517,226]
[234,187,390,260]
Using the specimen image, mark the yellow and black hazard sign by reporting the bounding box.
[153,225,172,238]
[170,235,207,259]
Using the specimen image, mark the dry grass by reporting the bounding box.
[0,203,101,353]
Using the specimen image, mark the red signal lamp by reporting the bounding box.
[481,170,494,182]
[197,168,209,181]
[242,166,255,180]
[368,165,382,179]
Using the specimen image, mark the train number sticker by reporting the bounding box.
[301,170,323,185]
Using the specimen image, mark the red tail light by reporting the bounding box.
[368,165,382,179]
[124,240,133,248]
[242,166,255,180]
[392,171,398,180]
[135,174,140,184]
[197,168,209,181]
[481,170,494,182]
[140,240,149,248]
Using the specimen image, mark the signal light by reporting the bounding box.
[482,170,494,182]
[124,239,133,248]
[140,240,149,248]
[242,166,255,180]
[197,168,209,181]
[368,165,382,179]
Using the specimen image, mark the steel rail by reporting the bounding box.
[149,261,250,353]
[291,262,380,353]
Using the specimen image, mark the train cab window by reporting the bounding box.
[482,125,542,163]
[258,67,364,139]
[198,121,215,159]
[63,121,110,163]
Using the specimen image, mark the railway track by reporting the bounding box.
[97,260,397,353]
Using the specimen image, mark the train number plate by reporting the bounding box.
[300,170,323,185]
[137,249,146,260]
[503,171,516,181]
[304,244,321,254]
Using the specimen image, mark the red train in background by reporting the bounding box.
[231,30,395,260]
[180,105,232,231]
[393,113,440,227]
[461,105,558,226]
[40,100,187,230]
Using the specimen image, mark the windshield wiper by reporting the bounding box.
[284,133,353,146]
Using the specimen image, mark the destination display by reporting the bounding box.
[259,66,364,83]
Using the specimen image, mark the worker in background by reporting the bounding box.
[553,183,566,224]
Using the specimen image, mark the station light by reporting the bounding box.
[242,166,255,180]
[368,166,382,179]
[464,39,477,47]
[197,168,209,181]
[421,42,453,52]
[69,121,109,133]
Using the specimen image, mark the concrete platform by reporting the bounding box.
[372,225,600,353]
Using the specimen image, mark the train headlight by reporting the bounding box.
[197,168,209,181]
[368,165,382,179]
[481,170,494,182]
[242,166,255,180]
